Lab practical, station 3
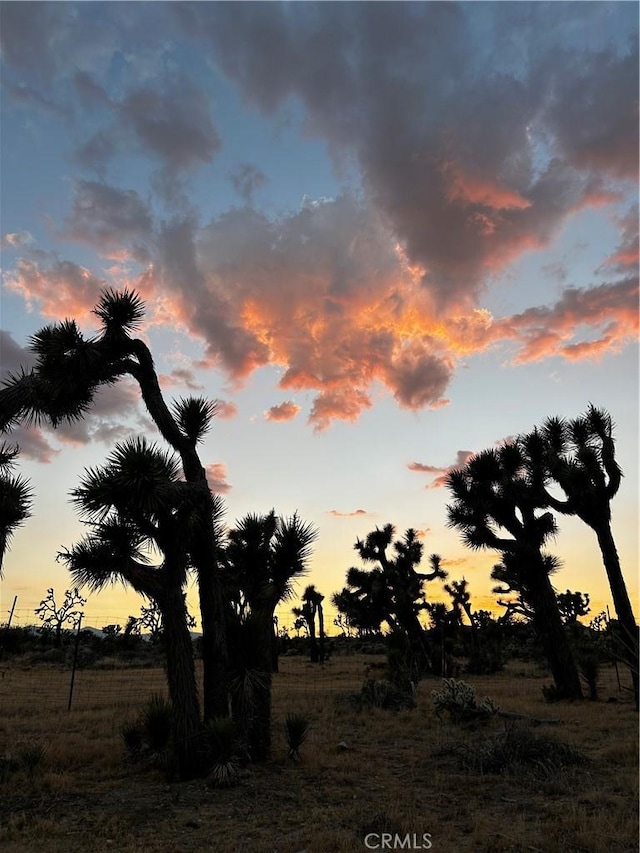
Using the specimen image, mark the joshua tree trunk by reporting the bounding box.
[594,523,639,709]
[130,343,230,721]
[317,602,325,663]
[527,565,583,700]
[159,589,202,778]
[307,608,319,663]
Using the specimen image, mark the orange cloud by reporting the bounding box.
[309,388,372,432]
[442,161,531,211]
[215,400,238,420]
[408,450,475,489]
[205,462,231,494]
[264,401,300,422]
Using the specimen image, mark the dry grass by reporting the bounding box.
[0,656,637,852]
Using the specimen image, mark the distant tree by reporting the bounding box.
[334,525,447,679]
[293,584,325,664]
[447,444,583,699]
[101,624,122,638]
[132,600,197,644]
[35,587,86,647]
[0,443,32,577]
[556,590,591,625]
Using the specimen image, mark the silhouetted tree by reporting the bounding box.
[35,587,86,648]
[447,444,582,699]
[58,437,208,778]
[0,290,230,720]
[0,443,32,577]
[223,511,316,760]
[334,525,447,679]
[524,406,638,707]
[556,590,591,625]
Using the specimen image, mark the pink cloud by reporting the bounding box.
[4,425,59,464]
[205,462,231,494]
[265,401,300,422]
[408,450,475,489]
[442,161,532,211]
[215,400,238,420]
[158,368,204,391]
[327,509,369,518]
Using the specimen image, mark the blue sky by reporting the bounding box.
[0,2,638,629]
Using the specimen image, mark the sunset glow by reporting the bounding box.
[0,2,637,632]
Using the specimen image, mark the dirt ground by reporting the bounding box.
[1,656,638,852]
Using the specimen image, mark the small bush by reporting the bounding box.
[141,693,172,752]
[347,678,416,712]
[284,712,310,760]
[432,678,498,722]
[451,722,588,777]
[121,720,145,760]
[121,693,172,765]
[202,717,244,788]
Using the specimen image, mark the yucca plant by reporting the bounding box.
[284,712,310,761]
[203,717,244,788]
[121,720,145,760]
[141,693,173,753]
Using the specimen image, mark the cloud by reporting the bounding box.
[182,2,637,308]
[2,4,637,432]
[264,401,300,422]
[1,231,33,250]
[3,253,107,322]
[64,180,153,260]
[309,388,372,432]
[598,207,639,275]
[408,450,475,489]
[205,462,231,494]
[2,425,59,465]
[0,330,36,378]
[327,509,369,518]
[158,369,204,392]
[500,276,639,364]
[119,79,220,177]
[50,381,143,448]
[228,163,266,203]
[215,400,238,420]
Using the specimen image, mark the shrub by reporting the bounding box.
[284,712,310,760]
[347,678,416,712]
[450,722,588,776]
[432,678,498,722]
[202,717,244,788]
[141,693,172,753]
[121,693,172,765]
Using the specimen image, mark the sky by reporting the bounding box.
[0,1,638,632]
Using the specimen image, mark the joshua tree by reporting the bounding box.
[334,525,447,679]
[0,443,32,577]
[523,406,638,706]
[0,290,230,719]
[293,584,325,664]
[223,511,316,760]
[35,587,86,647]
[447,444,583,699]
[444,578,479,652]
[556,590,591,625]
[58,436,211,778]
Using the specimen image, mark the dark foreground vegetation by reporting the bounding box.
[0,653,637,853]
